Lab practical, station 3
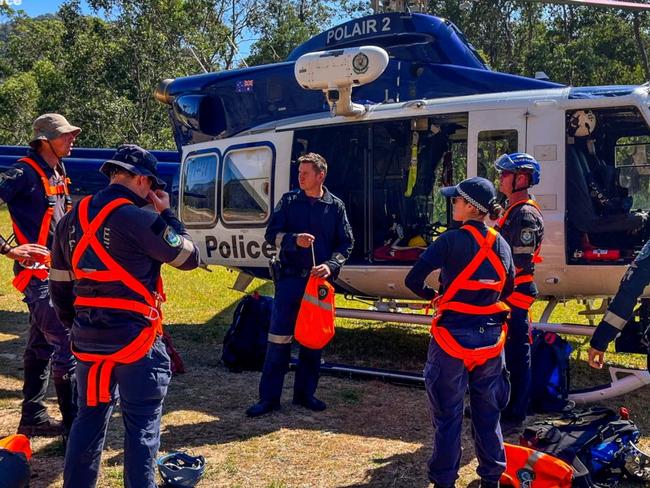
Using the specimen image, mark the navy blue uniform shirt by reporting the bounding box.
[50,184,201,354]
[405,220,515,329]
[498,201,544,296]
[265,187,354,278]
[0,150,69,301]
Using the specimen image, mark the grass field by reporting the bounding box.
[0,208,649,487]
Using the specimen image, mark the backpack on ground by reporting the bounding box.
[221,292,273,372]
[521,407,650,487]
[529,330,572,413]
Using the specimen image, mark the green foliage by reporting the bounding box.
[0,1,647,149]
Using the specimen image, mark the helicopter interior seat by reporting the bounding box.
[566,144,646,250]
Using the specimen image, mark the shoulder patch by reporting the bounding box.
[163,226,182,248]
[520,228,535,245]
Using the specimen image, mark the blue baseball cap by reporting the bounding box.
[440,176,497,214]
[100,144,166,190]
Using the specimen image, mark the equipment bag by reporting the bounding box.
[521,407,648,487]
[501,442,573,487]
[222,292,273,372]
[0,434,31,488]
[529,331,572,413]
[295,276,336,350]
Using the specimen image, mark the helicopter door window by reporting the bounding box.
[221,144,273,225]
[181,152,218,226]
[476,129,519,184]
[615,136,650,209]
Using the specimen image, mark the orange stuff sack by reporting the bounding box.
[501,442,572,487]
[0,434,31,460]
[295,276,336,349]
[0,434,31,488]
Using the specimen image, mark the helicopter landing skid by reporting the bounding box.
[330,306,650,402]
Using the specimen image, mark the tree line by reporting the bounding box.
[0,0,647,150]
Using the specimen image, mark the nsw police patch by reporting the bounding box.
[163,226,182,248]
[520,228,534,245]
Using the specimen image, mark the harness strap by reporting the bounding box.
[494,199,543,309]
[430,225,510,371]
[12,157,71,292]
[71,196,164,406]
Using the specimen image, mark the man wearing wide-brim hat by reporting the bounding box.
[0,113,81,440]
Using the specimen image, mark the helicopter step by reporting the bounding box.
[332,306,650,403]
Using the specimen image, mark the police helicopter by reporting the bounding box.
[154,0,650,402]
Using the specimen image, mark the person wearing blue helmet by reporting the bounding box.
[493,153,544,435]
[405,177,515,488]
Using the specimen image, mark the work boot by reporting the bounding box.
[18,359,62,437]
[292,395,326,412]
[500,418,524,437]
[54,374,78,446]
[246,400,281,418]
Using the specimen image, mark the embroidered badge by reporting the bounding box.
[163,226,182,248]
[520,228,534,245]
[318,285,329,300]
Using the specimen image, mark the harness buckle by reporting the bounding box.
[145,306,160,321]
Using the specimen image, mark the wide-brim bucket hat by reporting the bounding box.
[29,113,81,148]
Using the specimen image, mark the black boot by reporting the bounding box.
[54,373,77,445]
[18,359,62,437]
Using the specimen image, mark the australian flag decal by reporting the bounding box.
[236,79,254,93]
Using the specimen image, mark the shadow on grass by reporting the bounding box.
[340,447,431,487]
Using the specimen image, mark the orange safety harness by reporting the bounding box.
[11,157,72,292]
[494,199,543,311]
[430,225,510,371]
[71,195,166,407]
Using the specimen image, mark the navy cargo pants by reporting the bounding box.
[63,339,171,488]
[259,274,323,403]
[424,326,510,486]
[22,283,76,422]
[503,306,531,423]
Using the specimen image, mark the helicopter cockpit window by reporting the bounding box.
[565,106,650,264]
[221,145,273,225]
[476,130,519,184]
[181,153,218,226]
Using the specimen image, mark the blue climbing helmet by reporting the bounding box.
[494,152,541,186]
[157,452,206,488]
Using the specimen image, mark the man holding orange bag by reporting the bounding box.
[246,152,353,418]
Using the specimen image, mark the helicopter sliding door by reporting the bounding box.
[178,131,293,272]
[468,108,528,180]
[293,113,469,297]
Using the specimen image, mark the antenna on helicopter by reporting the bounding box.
[371,0,426,13]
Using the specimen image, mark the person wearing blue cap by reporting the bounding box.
[405,176,515,488]
[493,153,544,435]
[49,144,201,488]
